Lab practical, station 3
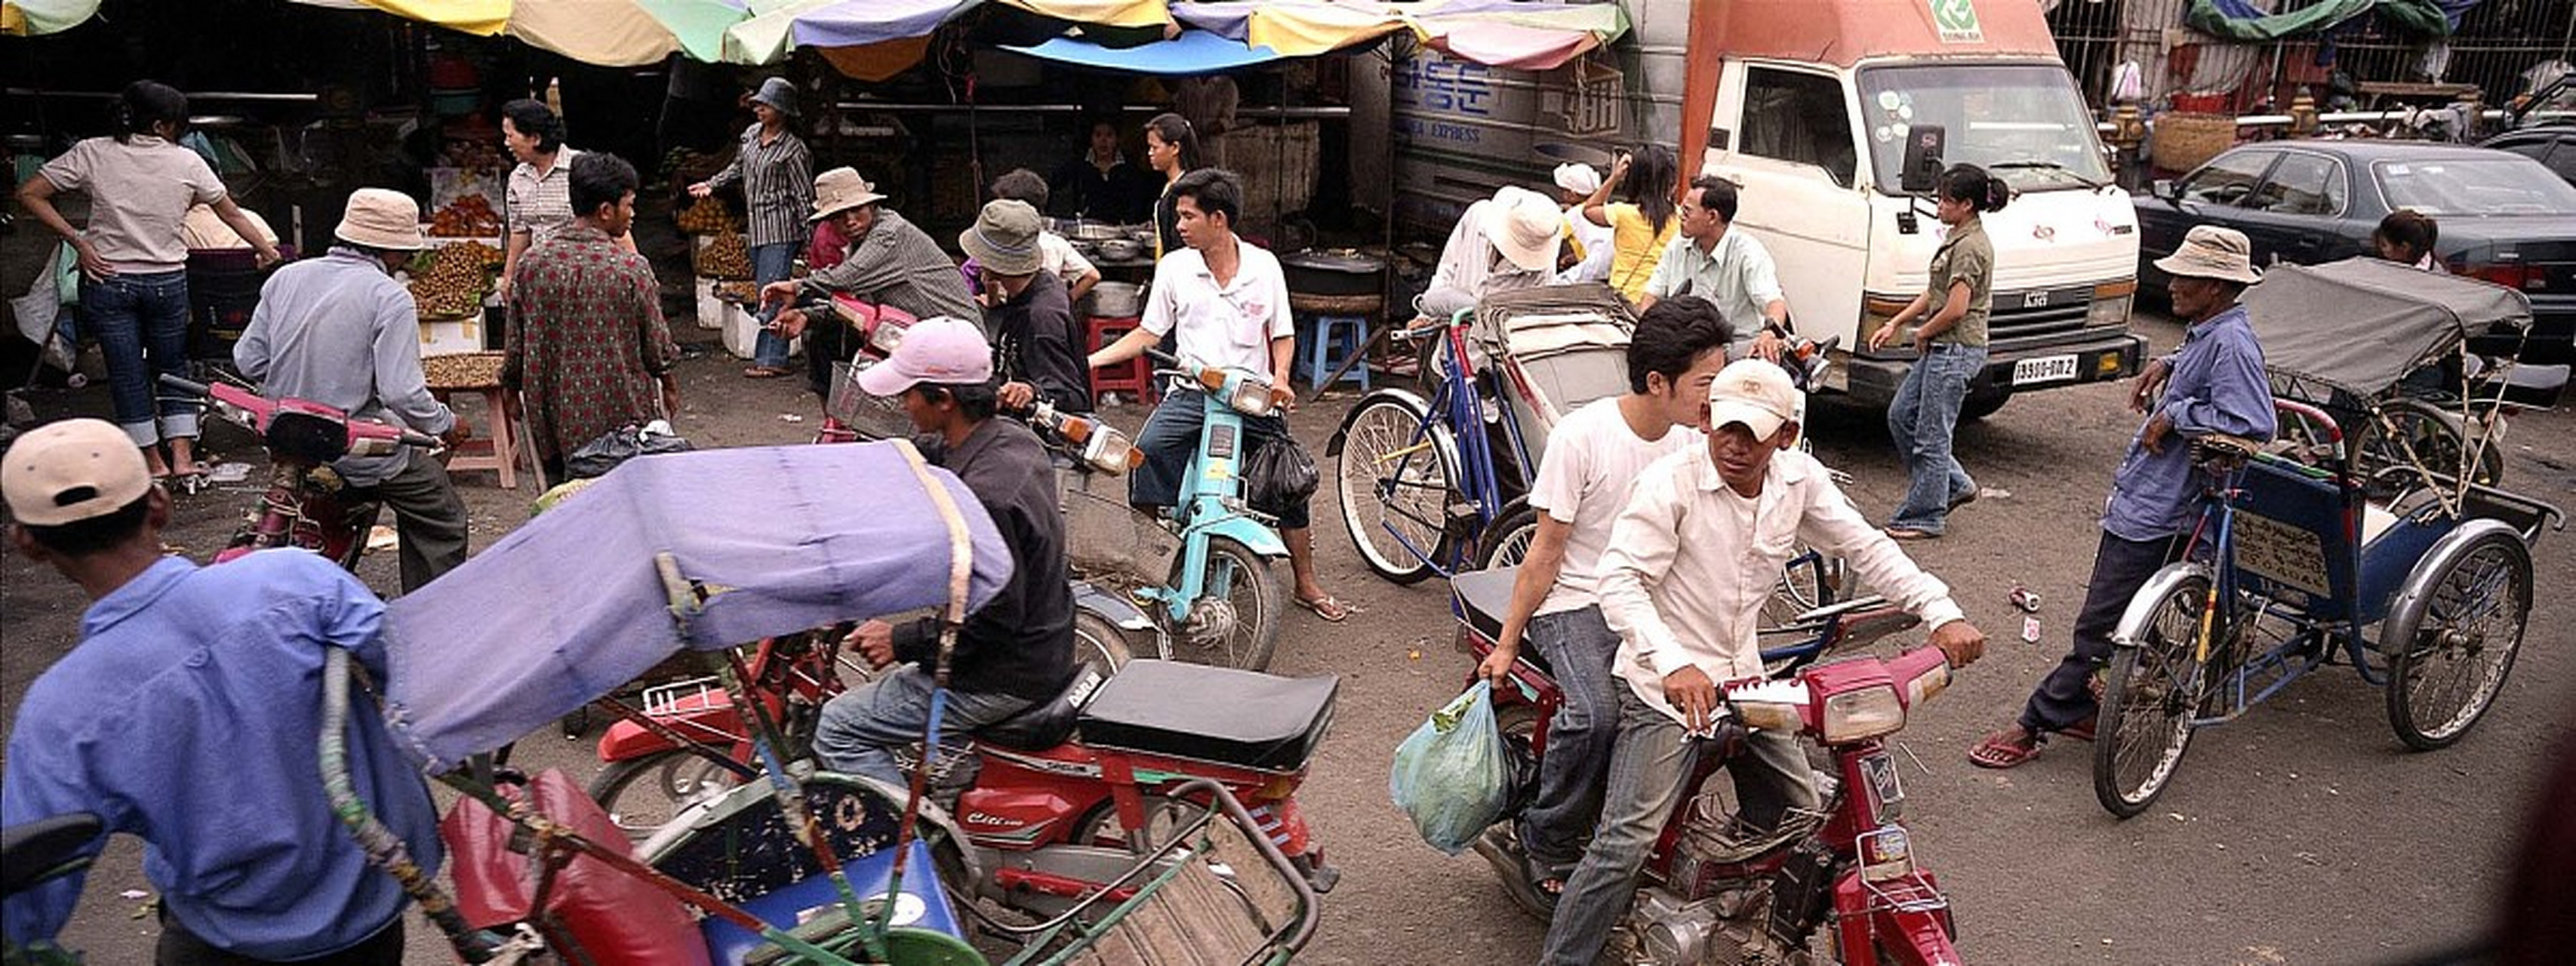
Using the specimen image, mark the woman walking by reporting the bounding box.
[1870,163,2009,540]
[690,77,814,378]
[1576,143,1681,305]
[16,80,281,480]
[1143,112,1205,260]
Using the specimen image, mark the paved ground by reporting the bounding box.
[5,311,2571,964]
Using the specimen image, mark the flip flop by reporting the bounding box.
[1294,594,1352,623]
[1883,527,1942,541]
[743,366,793,379]
[2058,715,2097,743]
[1967,727,2043,769]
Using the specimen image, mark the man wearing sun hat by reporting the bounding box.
[961,198,1091,412]
[764,167,981,398]
[1420,184,1566,318]
[233,187,469,592]
[813,317,1077,788]
[1540,361,1987,966]
[2,418,442,962]
[1970,224,2276,771]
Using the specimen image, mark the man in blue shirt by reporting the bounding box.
[1968,226,2277,769]
[2,418,441,964]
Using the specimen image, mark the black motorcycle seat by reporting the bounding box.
[1451,567,1556,672]
[2,813,103,896]
[1077,660,1339,772]
[977,667,1106,752]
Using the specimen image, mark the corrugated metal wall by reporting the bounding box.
[2046,0,2574,109]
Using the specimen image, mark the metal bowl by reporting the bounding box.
[1066,221,1129,242]
[1096,238,1145,262]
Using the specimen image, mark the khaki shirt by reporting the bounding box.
[38,135,228,273]
[1926,217,1993,346]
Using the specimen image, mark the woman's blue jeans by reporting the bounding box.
[750,242,801,369]
[1886,343,1984,534]
[80,269,199,447]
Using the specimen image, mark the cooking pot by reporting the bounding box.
[1282,249,1386,298]
[1096,238,1145,262]
[1084,281,1144,318]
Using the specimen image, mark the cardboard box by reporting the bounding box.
[420,309,485,357]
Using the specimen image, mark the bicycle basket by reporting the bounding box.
[825,359,916,441]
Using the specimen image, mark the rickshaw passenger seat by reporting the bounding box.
[976,666,1106,752]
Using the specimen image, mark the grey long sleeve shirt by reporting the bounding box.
[235,246,454,486]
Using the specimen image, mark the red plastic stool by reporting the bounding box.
[1085,315,1157,406]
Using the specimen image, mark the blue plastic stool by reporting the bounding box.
[1297,314,1371,391]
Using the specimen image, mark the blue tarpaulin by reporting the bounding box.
[1005,28,1285,74]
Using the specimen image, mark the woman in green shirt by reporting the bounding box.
[1870,164,2008,539]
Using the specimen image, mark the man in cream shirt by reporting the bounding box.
[1538,359,1987,966]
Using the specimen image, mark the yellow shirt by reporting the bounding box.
[1605,202,1678,303]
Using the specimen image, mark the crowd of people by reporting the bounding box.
[2,73,2510,965]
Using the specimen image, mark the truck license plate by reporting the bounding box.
[2013,354,2079,386]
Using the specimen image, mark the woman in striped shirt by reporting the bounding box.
[691,78,815,378]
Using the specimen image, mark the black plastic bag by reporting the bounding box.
[1245,435,1319,518]
[564,420,693,479]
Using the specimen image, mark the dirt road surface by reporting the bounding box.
[5,312,2569,965]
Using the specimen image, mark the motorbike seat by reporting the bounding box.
[2,813,103,896]
[1078,660,1340,772]
[977,667,1106,752]
[1451,567,1554,672]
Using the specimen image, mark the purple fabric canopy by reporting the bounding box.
[789,0,974,49]
[383,441,1012,771]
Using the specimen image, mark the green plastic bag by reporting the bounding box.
[1389,681,1508,855]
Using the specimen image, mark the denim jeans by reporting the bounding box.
[1128,389,1309,530]
[82,269,199,446]
[1540,688,1818,966]
[1886,344,1985,534]
[1518,605,1623,872]
[813,665,1038,788]
[2019,531,2183,734]
[749,242,800,369]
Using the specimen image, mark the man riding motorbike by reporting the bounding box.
[764,168,982,398]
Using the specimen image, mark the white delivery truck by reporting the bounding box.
[1393,0,2145,416]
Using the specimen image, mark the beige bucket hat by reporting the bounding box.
[810,168,887,223]
[960,199,1045,276]
[337,188,427,251]
[2154,224,2263,285]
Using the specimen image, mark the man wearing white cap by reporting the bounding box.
[814,318,1077,787]
[2,418,440,963]
[1420,185,1566,319]
[1551,162,1614,285]
[234,188,469,592]
[1971,224,2275,770]
[1540,360,1987,966]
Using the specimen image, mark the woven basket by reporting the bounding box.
[423,351,506,389]
[2154,112,2239,173]
[1289,292,1383,317]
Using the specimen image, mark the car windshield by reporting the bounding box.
[1857,63,2113,194]
[2372,158,2576,215]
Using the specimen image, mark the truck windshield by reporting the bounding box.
[1857,64,2112,194]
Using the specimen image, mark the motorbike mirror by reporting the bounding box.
[1900,125,1947,195]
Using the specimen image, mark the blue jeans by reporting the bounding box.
[1518,605,1623,872]
[81,269,199,446]
[749,242,801,369]
[1540,688,1819,966]
[1886,344,1985,534]
[813,665,1038,788]
[1129,389,1309,530]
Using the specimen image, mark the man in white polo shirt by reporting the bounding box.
[1537,359,1987,966]
[1087,168,1346,622]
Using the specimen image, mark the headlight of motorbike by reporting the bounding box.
[1822,685,1906,743]
[1085,427,1141,475]
[1229,378,1276,417]
[868,321,908,355]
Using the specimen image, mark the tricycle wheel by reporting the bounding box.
[2093,575,2210,818]
[1335,392,1454,583]
[1476,504,1539,570]
[2384,527,2531,750]
[588,749,742,841]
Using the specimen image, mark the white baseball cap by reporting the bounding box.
[855,316,995,397]
[4,418,152,527]
[1706,359,1798,441]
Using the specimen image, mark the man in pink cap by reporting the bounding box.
[813,318,1078,787]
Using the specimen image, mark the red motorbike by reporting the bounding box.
[1451,567,1962,965]
[789,290,917,444]
[158,374,440,569]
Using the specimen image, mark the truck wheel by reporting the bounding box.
[1960,387,2011,422]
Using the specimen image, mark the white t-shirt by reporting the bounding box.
[1039,232,1097,282]
[38,135,229,273]
[1140,242,1294,377]
[1528,397,1699,616]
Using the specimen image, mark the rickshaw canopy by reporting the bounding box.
[2242,257,2532,398]
[382,441,1013,771]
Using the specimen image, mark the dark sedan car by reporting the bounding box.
[2136,140,2576,362]
[2479,124,2576,186]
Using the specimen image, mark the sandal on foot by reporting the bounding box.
[1883,527,1942,541]
[2058,715,2097,743]
[1472,826,1560,920]
[1294,594,1351,622]
[1968,728,2044,769]
[743,365,793,379]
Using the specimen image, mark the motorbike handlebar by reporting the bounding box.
[158,373,212,398]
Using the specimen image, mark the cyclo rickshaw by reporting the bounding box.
[327,441,1320,964]
[2093,258,2565,818]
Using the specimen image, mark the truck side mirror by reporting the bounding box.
[2151,179,2179,202]
[1900,125,1947,195]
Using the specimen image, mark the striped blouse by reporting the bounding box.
[506,146,583,245]
[707,124,814,249]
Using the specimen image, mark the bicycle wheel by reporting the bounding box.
[2093,574,2211,818]
[1336,392,1457,583]
[2353,397,2502,500]
[588,749,743,841]
[1073,610,1137,682]
[1476,504,1540,570]
[1168,536,1286,671]
[2384,528,2531,750]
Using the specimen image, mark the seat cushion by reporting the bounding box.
[977,666,1104,751]
[1077,660,1339,772]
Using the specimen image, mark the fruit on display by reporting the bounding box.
[676,197,738,235]
[715,280,762,303]
[694,229,752,280]
[408,241,503,319]
[429,195,503,237]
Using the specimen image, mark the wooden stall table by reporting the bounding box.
[422,351,541,491]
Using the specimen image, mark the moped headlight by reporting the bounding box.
[1822,685,1905,743]
[868,321,908,355]
[1085,428,1139,475]
[1229,378,1275,417]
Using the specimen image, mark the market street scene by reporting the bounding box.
[3,1,2572,964]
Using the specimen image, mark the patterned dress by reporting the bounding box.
[503,223,678,463]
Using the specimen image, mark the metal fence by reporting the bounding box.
[2047,0,2574,109]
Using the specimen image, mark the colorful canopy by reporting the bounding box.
[1408,0,1630,72]
[1010,29,1284,75]
[1168,0,1413,59]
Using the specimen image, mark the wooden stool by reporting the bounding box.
[1085,315,1157,406]
[423,352,540,491]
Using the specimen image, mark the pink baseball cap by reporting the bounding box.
[855,315,995,396]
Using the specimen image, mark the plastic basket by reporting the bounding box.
[2153,112,2239,173]
[824,359,916,441]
